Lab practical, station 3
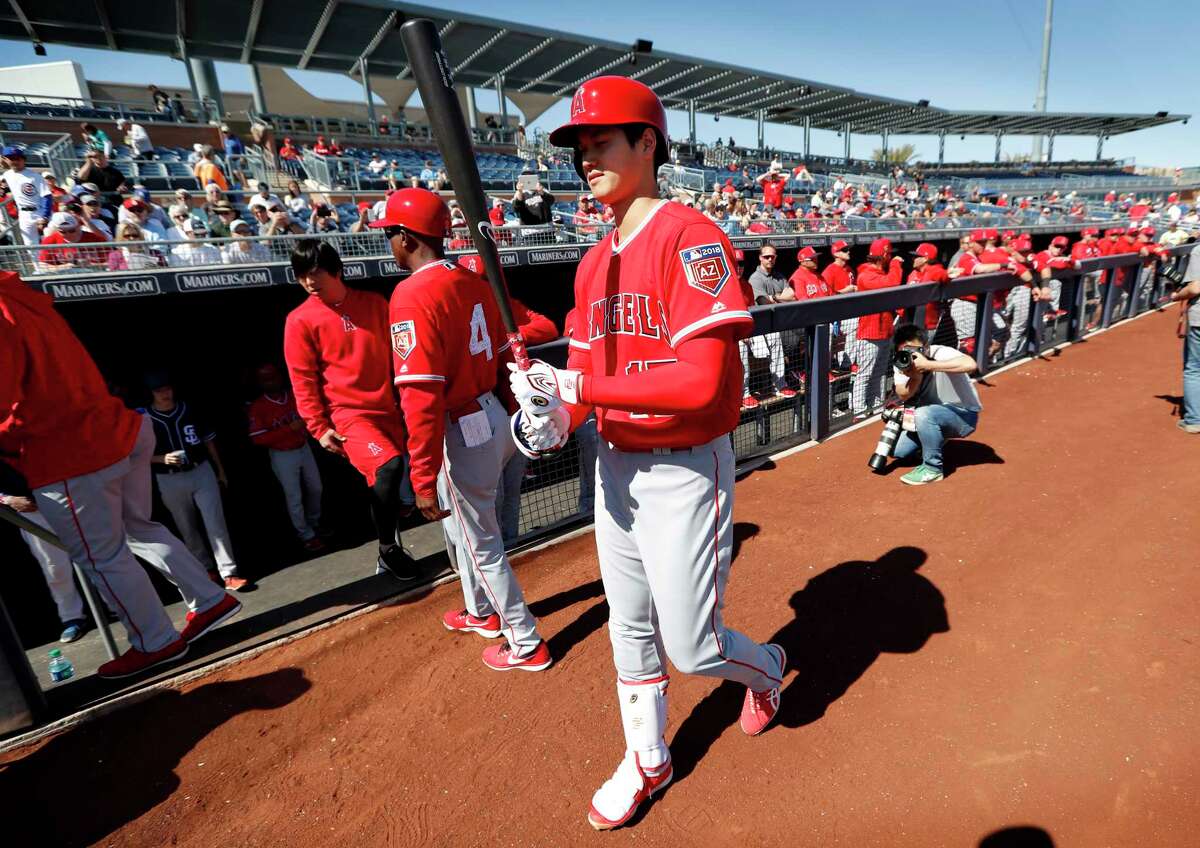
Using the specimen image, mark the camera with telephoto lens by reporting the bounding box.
[892,347,921,370]
[868,405,906,472]
[1160,263,1185,287]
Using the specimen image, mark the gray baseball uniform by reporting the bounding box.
[33,415,228,653]
[268,443,323,542]
[19,509,87,624]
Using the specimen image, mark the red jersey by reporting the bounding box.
[568,201,752,450]
[911,263,950,329]
[856,258,903,340]
[1032,251,1073,274]
[37,230,108,266]
[0,272,141,489]
[389,259,511,496]
[283,287,398,440]
[821,261,855,293]
[788,267,830,300]
[1071,240,1101,261]
[759,174,786,208]
[247,390,307,452]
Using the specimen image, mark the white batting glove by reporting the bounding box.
[510,407,570,459]
[507,360,582,416]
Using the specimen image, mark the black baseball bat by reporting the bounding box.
[399,17,530,369]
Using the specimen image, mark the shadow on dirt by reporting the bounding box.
[874,439,1004,478]
[0,668,311,848]
[979,825,1056,847]
[669,545,947,784]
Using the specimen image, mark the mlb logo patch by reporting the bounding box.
[679,243,730,296]
[391,320,417,360]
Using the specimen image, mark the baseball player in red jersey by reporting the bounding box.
[822,239,858,368]
[851,238,904,419]
[505,77,786,830]
[0,271,239,678]
[371,189,549,671]
[788,246,831,300]
[283,240,419,581]
[908,243,950,334]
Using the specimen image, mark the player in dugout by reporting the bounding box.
[283,240,419,582]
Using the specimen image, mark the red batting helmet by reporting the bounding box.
[551,76,669,179]
[368,188,451,238]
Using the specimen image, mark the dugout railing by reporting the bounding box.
[504,244,1194,545]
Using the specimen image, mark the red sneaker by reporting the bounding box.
[587,752,674,831]
[740,643,786,736]
[482,640,552,672]
[180,593,242,643]
[442,608,502,639]
[224,575,252,592]
[302,537,327,553]
[97,637,188,679]
[741,395,760,410]
[776,388,798,399]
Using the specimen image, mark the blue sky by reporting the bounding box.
[2,0,1194,166]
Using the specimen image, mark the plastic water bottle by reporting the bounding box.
[47,648,74,683]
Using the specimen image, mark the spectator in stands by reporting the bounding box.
[220,125,246,186]
[208,202,238,238]
[164,203,192,241]
[36,212,108,272]
[201,182,226,219]
[80,123,113,159]
[1160,220,1190,248]
[308,203,341,234]
[116,118,154,161]
[77,195,113,239]
[278,137,305,179]
[107,222,162,271]
[171,93,188,122]
[249,181,284,211]
[284,179,310,216]
[418,159,440,191]
[169,218,221,267]
[222,219,271,264]
[120,196,166,240]
[350,202,373,234]
[193,146,229,192]
[367,153,387,176]
[187,144,204,166]
[885,322,982,485]
[512,181,555,225]
[516,124,528,157]
[253,203,304,236]
[150,84,170,115]
[312,136,331,157]
[75,149,128,207]
[757,165,787,212]
[385,160,404,191]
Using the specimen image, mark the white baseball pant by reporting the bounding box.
[156,461,238,578]
[495,450,527,543]
[438,392,542,655]
[17,209,43,247]
[268,443,323,542]
[739,332,787,395]
[19,510,87,624]
[33,415,226,653]
[1003,287,1032,359]
[594,435,783,690]
[852,338,890,414]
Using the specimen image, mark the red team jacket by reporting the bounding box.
[566,201,752,450]
[388,259,512,499]
[247,390,307,452]
[821,261,855,294]
[909,263,950,329]
[283,287,401,441]
[0,271,142,489]
[855,258,903,341]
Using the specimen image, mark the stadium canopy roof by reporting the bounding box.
[0,0,1186,136]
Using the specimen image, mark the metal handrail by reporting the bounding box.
[0,90,211,122]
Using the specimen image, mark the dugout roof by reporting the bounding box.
[0,0,1186,136]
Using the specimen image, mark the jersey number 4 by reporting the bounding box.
[468,303,493,360]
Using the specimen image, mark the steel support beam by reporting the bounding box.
[248,62,268,114]
[1096,134,1105,159]
[843,123,851,162]
[688,98,696,144]
[189,57,223,121]
[881,127,889,160]
[756,108,765,150]
[241,0,264,64]
[92,0,117,50]
[1046,130,1055,162]
[938,130,946,165]
[495,74,508,128]
[7,0,41,44]
[464,85,477,129]
[359,56,376,135]
[299,0,338,70]
[351,9,396,72]
[994,131,1003,163]
[803,115,811,159]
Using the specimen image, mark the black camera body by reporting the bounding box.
[892,347,922,370]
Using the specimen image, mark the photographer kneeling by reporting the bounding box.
[888,323,982,485]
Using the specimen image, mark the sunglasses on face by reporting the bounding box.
[173,214,188,220]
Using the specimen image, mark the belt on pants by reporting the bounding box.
[448,391,495,422]
[154,457,207,475]
[607,441,704,456]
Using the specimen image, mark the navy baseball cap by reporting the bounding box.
[143,371,171,391]
[2,145,24,158]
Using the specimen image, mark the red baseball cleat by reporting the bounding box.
[180,593,242,643]
[224,575,252,592]
[442,609,502,639]
[740,643,786,736]
[587,751,674,831]
[481,640,552,672]
[741,395,760,410]
[97,637,188,680]
[776,387,798,399]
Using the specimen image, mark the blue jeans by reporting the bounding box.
[1184,325,1200,425]
[893,404,979,472]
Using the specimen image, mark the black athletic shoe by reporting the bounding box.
[378,544,421,583]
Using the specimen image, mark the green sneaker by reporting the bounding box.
[901,464,944,486]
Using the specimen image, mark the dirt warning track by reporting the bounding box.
[2,309,1198,848]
